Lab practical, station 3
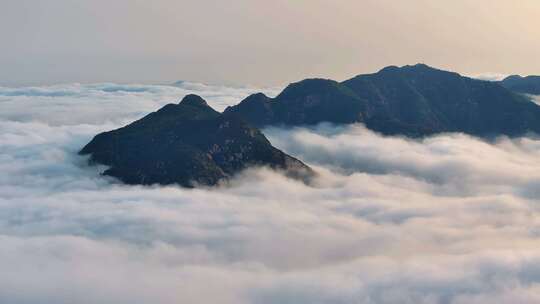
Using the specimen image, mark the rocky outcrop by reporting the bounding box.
[80,94,312,187]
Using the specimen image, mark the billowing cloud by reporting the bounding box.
[1,84,539,304]
[265,124,540,198]
[0,82,278,125]
[470,73,509,81]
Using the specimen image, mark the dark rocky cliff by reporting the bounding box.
[80,94,312,187]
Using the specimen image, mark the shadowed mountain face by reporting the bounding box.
[224,79,366,127]
[500,75,540,95]
[80,94,312,187]
[343,64,540,137]
[227,64,540,137]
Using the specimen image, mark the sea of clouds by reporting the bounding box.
[1,82,540,304]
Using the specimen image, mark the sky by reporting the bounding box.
[2,0,540,86]
[1,82,540,303]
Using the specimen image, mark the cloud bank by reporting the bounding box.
[1,83,540,304]
[470,73,509,82]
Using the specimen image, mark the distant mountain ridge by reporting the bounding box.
[226,64,540,137]
[80,94,312,187]
[500,75,540,95]
[81,64,540,187]
[225,79,366,127]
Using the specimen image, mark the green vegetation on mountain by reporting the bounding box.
[80,94,312,187]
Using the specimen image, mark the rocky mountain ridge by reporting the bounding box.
[80,94,312,187]
[226,64,540,137]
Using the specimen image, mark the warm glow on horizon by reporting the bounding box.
[2,0,540,86]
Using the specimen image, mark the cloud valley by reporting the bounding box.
[1,82,540,304]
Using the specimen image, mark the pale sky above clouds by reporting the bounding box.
[2,0,540,86]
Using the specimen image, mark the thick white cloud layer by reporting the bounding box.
[1,84,539,304]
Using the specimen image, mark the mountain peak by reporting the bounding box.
[502,75,523,82]
[80,96,312,187]
[281,78,338,91]
[378,63,435,73]
[246,92,270,101]
[226,78,365,127]
[179,94,209,107]
[277,78,344,99]
[408,63,431,69]
[378,65,400,73]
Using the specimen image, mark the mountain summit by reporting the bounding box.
[227,64,540,137]
[80,95,312,187]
